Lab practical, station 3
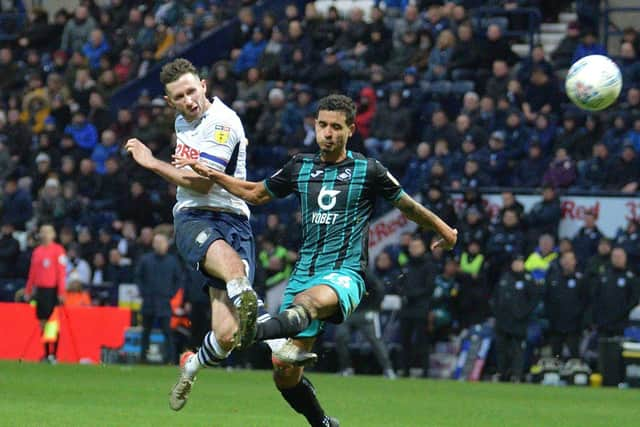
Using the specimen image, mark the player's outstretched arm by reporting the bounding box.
[125,138,213,194]
[172,154,273,205]
[393,193,458,251]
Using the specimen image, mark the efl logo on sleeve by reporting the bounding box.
[213,125,231,144]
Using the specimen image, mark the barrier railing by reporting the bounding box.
[602,1,640,52]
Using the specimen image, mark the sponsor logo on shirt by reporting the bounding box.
[317,186,340,210]
[311,212,339,225]
[175,142,200,160]
[312,186,341,224]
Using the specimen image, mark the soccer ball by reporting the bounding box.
[565,54,622,111]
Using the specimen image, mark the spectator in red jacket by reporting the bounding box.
[355,86,376,139]
[24,224,67,363]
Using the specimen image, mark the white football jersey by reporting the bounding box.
[173,97,250,218]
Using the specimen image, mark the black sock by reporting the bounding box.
[43,343,50,357]
[51,340,58,357]
[280,376,329,427]
[255,305,311,341]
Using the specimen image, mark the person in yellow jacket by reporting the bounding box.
[457,240,490,328]
[524,233,558,282]
[20,87,50,134]
[460,240,485,279]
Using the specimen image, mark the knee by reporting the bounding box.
[203,243,247,279]
[272,358,303,389]
[292,293,319,318]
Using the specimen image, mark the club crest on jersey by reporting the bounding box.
[195,230,210,246]
[317,185,340,210]
[337,168,352,181]
[213,125,230,144]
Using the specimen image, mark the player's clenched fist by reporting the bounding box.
[125,138,155,169]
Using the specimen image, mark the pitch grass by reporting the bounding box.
[0,361,638,427]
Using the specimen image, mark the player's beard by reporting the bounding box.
[319,137,346,159]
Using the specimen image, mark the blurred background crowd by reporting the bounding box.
[0,0,639,382]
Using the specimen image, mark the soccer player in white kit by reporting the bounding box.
[126,58,272,410]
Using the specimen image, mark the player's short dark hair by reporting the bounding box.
[160,58,198,86]
[316,94,356,126]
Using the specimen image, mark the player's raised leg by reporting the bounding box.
[200,239,258,350]
[256,284,339,342]
[273,338,340,427]
[170,238,257,411]
[259,286,335,366]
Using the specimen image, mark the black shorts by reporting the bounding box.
[35,287,58,320]
[174,209,255,290]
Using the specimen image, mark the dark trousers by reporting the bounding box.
[334,310,393,372]
[549,330,581,359]
[188,301,211,349]
[141,314,173,363]
[495,330,526,381]
[399,316,430,377]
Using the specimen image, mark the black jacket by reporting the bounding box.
[525,198,561,236]
[136,252,182,317]
[585,253,610,283]
[572,226,603,266]
[0,233,20,279]
[591,266,640,334]
[486,225,525,265]
[455,271,490,328]
[491,270,538,336]
[359,270,386,312]
[397,255,435,318]
[544,269,589,333]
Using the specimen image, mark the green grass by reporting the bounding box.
[0,361,638,427]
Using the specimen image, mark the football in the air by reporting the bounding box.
[565,54,622,111]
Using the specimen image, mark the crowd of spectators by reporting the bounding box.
[368,188,639,379]
[0,1,639,376]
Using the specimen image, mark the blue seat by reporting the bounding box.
[423,80,452,97]
[473,16,509,34]
[451,80,475,95]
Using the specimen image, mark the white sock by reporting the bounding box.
[184,353,201,377]
[266,338,286,353]
[226,277,252,300]
[194,331,231,375]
